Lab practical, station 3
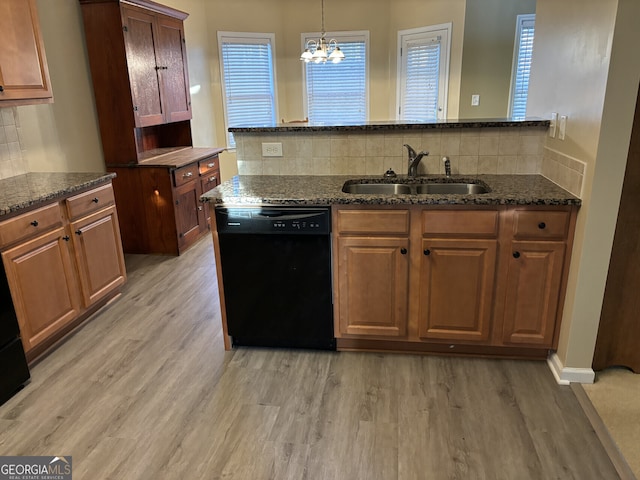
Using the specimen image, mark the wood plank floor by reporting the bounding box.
[0,236,620,479]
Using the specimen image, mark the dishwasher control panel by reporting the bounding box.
[215,207,330,235]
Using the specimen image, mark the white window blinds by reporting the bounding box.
[218,33,277,148]
[509,15,535,119]
[303,32,368,124]
[398,25,451,122]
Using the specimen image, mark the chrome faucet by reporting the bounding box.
[404,144,429,178]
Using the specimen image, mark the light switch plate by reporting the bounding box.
[262,142,283,157]
[549,112,558,138]
[559,115,568,140]
[471,94,480,106]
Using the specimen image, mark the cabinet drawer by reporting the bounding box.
[173,163,199,187]
[422,209,499,237]
[335,209,410,235]
[513,210,570,239]
[201,175,219,196]
[0,203,62,248]
[66,183,115,220]
[198,156,219,176]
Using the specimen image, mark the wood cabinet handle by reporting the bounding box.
[424,249,431,256]
[207,162,215,168]
[209,176,217,183]
[538,222,546,229]
[30,220,39,227]
[62,235,70,242]
[183,172,193,178]
[400,248,407,255]
[92,197,99,203]
[75,229,82,236]
[0,85,4,92]
[513,251,521,259]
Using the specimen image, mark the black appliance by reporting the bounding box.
[0,270,30,405]
[215,206,335,350]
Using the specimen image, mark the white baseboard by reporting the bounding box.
[547,352,596,385]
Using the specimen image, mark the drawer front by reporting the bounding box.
[173,163,199,187]
[0,203,62,248]
[198,156,219,176]
[513,210,570,239]
[422,209,499,237]
[336,209,410,235]
[66,183,115,220]
[201,175,219,196]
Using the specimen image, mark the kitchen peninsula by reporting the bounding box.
[203,118,581,361]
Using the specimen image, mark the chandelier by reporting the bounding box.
[300,0,344,64]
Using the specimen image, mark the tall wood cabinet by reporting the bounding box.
[0,0,53,106]
[0,182,126,361]
[79,0,222,254]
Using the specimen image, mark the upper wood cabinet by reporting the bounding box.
[79,0,192,165]
[0,0,53,106]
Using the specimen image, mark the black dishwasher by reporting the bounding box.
[215,206,335,350]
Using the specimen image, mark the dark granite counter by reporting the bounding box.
[0,172,116,217]
[201,174,581,206]
[228,118,550,134]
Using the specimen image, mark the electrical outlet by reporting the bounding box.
[559,115,568,140]
[471,94,480,106]
[549,112,557,138]
[262,142,283,157]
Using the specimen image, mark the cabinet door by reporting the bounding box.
[336,237,409,337]
[174,179,206,250]
[1,228,81,353]
[156,15,191,123]
[71,206,126,308]
[501,241,565,347]
[418,239,497,343]
[0,0,52,105]
[122,5,164,127]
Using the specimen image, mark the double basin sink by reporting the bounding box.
[342,179,490,195]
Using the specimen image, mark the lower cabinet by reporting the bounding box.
[0,181,126,360]
[332,204,577,358]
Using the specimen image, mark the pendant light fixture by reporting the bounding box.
[300,0,345,64]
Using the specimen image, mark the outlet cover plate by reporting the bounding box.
[262,142,283,157]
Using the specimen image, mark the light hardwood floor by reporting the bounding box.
[0,236,620,479]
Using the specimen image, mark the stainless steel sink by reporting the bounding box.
[342,181,489,195]
[342,183,413,194]
[414,183,489,194]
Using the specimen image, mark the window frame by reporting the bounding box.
[508,14,536,119]
[217,31,279,149]
[300,30,370,124]
[396,23,452,122]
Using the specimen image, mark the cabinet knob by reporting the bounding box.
[92,197,99,203]
[75,229,82,236]
[0,85,4,92]
[538,222,546,229]
[209,176,217,183]
[400,248,407,255]
[62,235,70,242]
[198,206,203,211]
[30,220,39,227]
[183,172,193,178]
[424,249,431,256]
[207,162,215,168]
[513,251,521,259]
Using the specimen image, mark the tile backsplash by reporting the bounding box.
[235,126,547,178]
[0,107,28,180]
[540,147,585,197]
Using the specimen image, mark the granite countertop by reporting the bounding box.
[229,118,550,133]
[201,174,581,206]
[0,172,116,217]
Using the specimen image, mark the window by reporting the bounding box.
[302,31,368,124]
[397,24,451,122]
[218,32,278,148]
[509,14,535,119]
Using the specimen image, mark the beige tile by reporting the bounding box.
[348,135,367,157]
[263,158,281,175]
[240,160,263,175]
[519,126,547,136]
[347,157,366,175]
[384,156,405,175]
[499,127,519,137]
[1,108,15,126]
[296,157,314,175]
[331,135,350,158]
[365,135,385,157]
[8,142,21,160]
[313,157,331,175]
[498,136,520,155]
[281,158,298,175]
[421,156,442,175]
[458,156,479,175]
[244,137,263,158]
[0,126,6,145]
[518,135,543,155]
[402,134,422,151]
[479,127,501,137]
[312,136,331,158]
[478,156,498,174]
[0,144,8,162]
[479,136,499,155]
[516,155,540,174]
[0,159,13,179]
[461,128,481,137]
[441,132,461,156]
[460,136,479,156]
[330,156,349,174]
[4,125,18,143]
[421,132,441,156]
[365,156,385,175]
[383,133,404,157]
[497,155,517,174]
